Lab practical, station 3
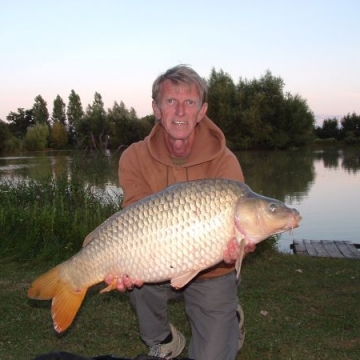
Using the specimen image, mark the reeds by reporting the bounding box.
[0,175,121,262]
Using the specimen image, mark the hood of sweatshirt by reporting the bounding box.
[144,116,227,167]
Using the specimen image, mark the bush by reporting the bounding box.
[23,123,49,151]
[2,135,22,153]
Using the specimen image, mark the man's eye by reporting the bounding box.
[166,99,174,104]
[187,100,195,106]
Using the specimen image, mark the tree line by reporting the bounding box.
[1,68,358,154]
[0,91,154,154]
[314,113,360,144]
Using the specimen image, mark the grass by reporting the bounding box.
[0,253,359,360]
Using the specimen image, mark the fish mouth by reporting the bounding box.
[285,212,302,235]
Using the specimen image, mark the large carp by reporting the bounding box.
[28,178,301,333]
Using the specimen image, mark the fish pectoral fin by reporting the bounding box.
[171,270,201,289]
[235,238,246,279]
[28,266,87,333]
[99,277,118,293]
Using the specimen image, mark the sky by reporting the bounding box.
[1,0,359,125]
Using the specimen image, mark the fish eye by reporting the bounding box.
[269,203,277,213]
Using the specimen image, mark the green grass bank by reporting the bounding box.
[0,253,359,360]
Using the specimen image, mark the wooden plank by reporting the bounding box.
[291,239,360,260]
[292,239,307,255]
[341,241,360,259]
[303,240,321,257]
[335,241,356,258]
[321,240,344,258]
[310,240,329,257]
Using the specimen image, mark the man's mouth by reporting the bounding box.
[173,121,187,126]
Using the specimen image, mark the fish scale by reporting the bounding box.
[28,178,301,333]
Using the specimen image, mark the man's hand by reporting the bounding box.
[104,274,143,292]
[223,238,256,264]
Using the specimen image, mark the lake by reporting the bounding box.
[1,147,359,253]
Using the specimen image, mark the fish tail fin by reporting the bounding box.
[28,266,87,333]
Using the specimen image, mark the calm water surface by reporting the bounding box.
[1,148,359,253]
[278,155,360,252]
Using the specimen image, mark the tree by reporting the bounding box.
[107,101,151,148]
[315,118,339,139]
[0,120,11,153]
[67,90,84,146]
[283,93,315,147]
[52,95,66,126]
[207,68,239,145]
[50,121,68,149]
[206,69,316,149]
[340,113,360,142]
[236,70,284,148]
[23,123,49,151]
[80,92,108,150]
[33,95,49,125]
[6,108,34,138]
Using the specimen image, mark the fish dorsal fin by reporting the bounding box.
[83,230,98,247]
[171,270,201,289]
[235,238,246,279]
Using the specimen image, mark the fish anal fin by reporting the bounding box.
[171,270,200,289]
[52,284,87,333]
[28,265,87,333]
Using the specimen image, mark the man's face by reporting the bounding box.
[152,79,208,140]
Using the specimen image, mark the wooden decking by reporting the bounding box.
[291,239,360,259]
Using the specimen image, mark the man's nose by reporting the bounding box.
[176,102,185,116]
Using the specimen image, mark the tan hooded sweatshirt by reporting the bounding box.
[118,116,245,280]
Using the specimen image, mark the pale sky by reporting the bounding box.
[1,0,359,124]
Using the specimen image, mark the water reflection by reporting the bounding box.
[313,147,360,173]
[341,148,360,173]
[0,151,120,186]
[235,149,315,204]
[69,152,119,186]
[276,146,360,252]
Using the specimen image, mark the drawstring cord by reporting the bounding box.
[166,165,190,187]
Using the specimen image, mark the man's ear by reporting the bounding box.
[152,100,161,120]
[197,102,208,123]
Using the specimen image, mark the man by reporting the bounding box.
[106,65,254,360]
